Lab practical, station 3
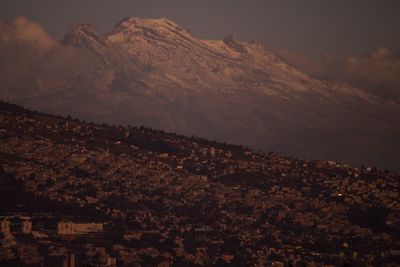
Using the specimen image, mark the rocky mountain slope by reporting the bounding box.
[2,17,400,169]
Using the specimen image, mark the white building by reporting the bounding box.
[107,256,117,266]
[58,222,103,235]
[22,220,32,234]
[0,219,11,236]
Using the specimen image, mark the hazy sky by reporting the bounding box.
[1,0,400,58]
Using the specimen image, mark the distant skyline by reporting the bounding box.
[1,0,400,58]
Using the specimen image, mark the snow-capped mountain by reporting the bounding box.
[4,17,400,169]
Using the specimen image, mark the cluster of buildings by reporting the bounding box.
[0,106,399,266]
[0,215,113,266]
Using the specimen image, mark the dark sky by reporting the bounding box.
[1,0,400,58]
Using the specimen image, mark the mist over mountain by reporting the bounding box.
[278,47,400,101]
[1,16,399,170]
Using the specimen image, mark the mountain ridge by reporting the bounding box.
[2,17,400,170]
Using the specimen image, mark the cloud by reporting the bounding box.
[0,17,102,100]
[278,47,400,99]
[0,16,57,49]
[278,49,324,75]
[343,48,400,95]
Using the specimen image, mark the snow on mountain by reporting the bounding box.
[105,17,378,101]
[4,17,400,169]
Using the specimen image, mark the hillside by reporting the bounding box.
[0,101,399,266]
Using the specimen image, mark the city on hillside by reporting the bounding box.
[0,102,399,266]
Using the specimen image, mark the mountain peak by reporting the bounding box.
[223,33,246,53]
[62,23,98,38]
[114,16,178,31]
[107,16,192,51]
[60,23,129,65]
[61,23,107,48]
[223,33,237,42]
